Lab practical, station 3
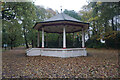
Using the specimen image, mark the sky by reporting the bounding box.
[34,0,88,13]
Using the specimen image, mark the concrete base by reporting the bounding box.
[26,48,87,58]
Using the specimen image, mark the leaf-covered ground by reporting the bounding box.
[2,48,119,78]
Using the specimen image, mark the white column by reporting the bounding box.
[82,28,85,48]
[42,28,44,48]
[63,27,66,48]
[37,31,40,47]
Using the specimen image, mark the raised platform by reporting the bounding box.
[26,48,87,58]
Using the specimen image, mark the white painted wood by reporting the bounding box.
[26,48,87,57]
[37,31,40,47]
[82,28,85,48]
[63,27,66,48]
[42,28,44,48]
[26,48,41,56]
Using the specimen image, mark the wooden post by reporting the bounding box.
[63,27,66,49]
[46,33,48,48]
[82,28,85,48]
[37,31,40,47]
[42,28,44,48]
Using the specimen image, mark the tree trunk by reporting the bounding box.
[104,21,108,32]
[92,21,95,36]
[88,30,90,39]
[112,17,114,31]
[32,39,34,48]
[24,32,29,48]
[10,40,13,49]
[9,37,16,50]
[23,27,29,48]
[104,21,109,48]
[115,17,118,31]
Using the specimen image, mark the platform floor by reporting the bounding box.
[26,48,87,57]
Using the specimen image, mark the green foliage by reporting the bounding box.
[64,9,81,20]
[2,2,119,49]
[2,2,58,49]
[2,2,37,49]
[80,2,120,49]
[86,39,105,48]
[2,19,23,49]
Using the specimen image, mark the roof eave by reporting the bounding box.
[33,20,89,29]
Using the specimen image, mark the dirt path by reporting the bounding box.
[2,48,119,78]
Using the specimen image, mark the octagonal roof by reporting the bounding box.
[44,13,81,22]
[33,13,89,33]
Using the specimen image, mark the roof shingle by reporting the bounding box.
[44,13,81,22]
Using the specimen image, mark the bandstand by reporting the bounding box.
[26,13,89,57]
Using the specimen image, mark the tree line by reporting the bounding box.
[79,2,120,48]
[2,1,120,49]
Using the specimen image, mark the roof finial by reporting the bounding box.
[60,6,62,13]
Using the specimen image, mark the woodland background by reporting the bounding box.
[1,1,120,49]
